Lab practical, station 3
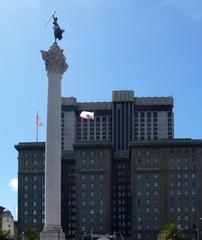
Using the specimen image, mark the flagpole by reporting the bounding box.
[36,113,38,142]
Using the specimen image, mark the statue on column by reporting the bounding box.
[44,10,65,42]
[48,11,64,42]
[52,12,65,42]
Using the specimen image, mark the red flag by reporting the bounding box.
[36,115,42,126]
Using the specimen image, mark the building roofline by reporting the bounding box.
[15,142,45,151]
[129,138,202,148]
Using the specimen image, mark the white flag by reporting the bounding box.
[80,111,94,120]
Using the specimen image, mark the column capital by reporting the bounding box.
[41,43,68,74]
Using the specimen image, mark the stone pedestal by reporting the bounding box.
[40,43,68,240]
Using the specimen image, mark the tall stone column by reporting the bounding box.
[40,42,68,240]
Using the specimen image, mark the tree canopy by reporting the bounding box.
[0,230,14,240]
[24,229,39,240]
[157,223,182,240]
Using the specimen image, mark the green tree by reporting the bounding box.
[0,230,14,240]
[24,230,39,240]
[157,223,182,240]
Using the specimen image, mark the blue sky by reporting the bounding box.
[1,0,202,218]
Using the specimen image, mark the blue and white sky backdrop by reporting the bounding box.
[1,0,202,218]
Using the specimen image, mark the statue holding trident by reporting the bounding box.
[44,10,65,42]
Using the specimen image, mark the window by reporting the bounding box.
[154,208,159,213]
[146,191,150,196]
[90,175,95,180]
[146,182,150,187]
[99,209,103,214]
[146,208,150,213]
[192,207,196,212]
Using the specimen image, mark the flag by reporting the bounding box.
[80,111,94,120]
[36,115,42,126]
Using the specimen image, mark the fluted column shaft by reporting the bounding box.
[40,42,68,240]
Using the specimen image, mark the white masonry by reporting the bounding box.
[40,42,68,240]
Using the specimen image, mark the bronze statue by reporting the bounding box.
[52,12,65,42]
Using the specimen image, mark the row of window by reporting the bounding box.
[81,183,104,189]
[81,200,104,206]
[81,174,104,180]
[24,201,44,207]
[135,149,199,155]
[169,190,196,196]
[169,181,196,187]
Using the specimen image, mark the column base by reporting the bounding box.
[40,225,65,240]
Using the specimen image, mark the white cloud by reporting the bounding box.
[8,178,18,191]
[160,0,202,20]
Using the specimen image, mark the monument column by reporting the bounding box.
[40,42,68,240]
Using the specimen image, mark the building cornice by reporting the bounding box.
[129,138,202,149]
[15,142,45,151]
